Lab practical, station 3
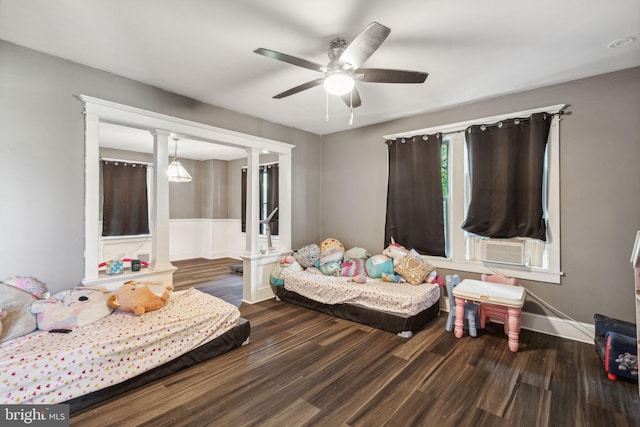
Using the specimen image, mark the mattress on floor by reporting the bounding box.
[284,270,441,317]
[0,288,243,406]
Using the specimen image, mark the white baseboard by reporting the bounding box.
[441,299,594,344]
[520,312,594,344]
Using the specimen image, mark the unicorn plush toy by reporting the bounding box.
[382,237,409,266]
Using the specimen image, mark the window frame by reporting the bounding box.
[242,161,279,237]
[384,104,564,284]
[100,158,153,239]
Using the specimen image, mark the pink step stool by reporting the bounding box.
[452,278,526,352]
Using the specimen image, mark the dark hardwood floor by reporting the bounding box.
[71,258,640,427]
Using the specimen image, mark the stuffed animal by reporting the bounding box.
[108,281,173,315]
[319,246,345,265]
[381,272,406,283]
[0,309,6,336]
[0,283,38,342]
[382,238,409,266]
[343,247,371,261]
[3,276,49,299]
[340,258,366,277]
[319,238,344,253]
[270,256,303,286]
[348,275,367,284]
[316,260,341,276]
[364,254,394,278]
[294,244,320,268]
[31,287,113,331]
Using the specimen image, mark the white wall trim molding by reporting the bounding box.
[99,218,241,262]
[441,300,594,344]
[79,95,294,302]
[520,311,594,344]
[169,218,241,261]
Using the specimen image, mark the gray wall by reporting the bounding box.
[320,67,640,324]
[99,148,230,219]
[3,37,638,324]
[0,40,322,294]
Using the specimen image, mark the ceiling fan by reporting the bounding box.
[254,22,428,110]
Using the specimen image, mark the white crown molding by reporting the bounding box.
[78,95,295,154]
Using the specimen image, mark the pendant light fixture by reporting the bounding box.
[167,136,192,183]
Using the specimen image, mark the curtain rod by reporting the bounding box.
[100,157,154,167]
[241,160,279,170]
[383,104,566,140]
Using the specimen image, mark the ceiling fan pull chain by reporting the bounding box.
[349,91,354,125]
[325,91,330,121]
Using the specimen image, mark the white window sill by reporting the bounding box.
[426,257,562,284]
[100,234,152,241]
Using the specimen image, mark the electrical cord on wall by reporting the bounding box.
[485,265,593,339]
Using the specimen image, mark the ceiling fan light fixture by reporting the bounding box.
[323,71,355,95]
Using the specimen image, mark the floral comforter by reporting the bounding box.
[284,270,440,316]
[0,288,239,404]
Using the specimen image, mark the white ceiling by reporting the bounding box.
[1,0,639,158]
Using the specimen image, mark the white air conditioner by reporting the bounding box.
[479,240,525,266]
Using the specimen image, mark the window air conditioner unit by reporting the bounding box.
[479,240,525,266]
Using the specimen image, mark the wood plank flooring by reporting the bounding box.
[71,258,640,427]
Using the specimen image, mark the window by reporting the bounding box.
[385,105,563,283]
[241,163,279,235]
[101,160,150,237]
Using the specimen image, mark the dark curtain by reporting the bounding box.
[241,168,247,232]
[264,164,279,235]
[241,164,279,235]
[461,112,551,241]
[385,133,446,256]
[102,161,149,236]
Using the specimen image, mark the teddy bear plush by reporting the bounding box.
[108,281,173,315]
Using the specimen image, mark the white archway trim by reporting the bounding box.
[79,95,294,301]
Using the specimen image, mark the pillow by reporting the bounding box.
[0,283,37,342]
[340,258,366,277]
[31,287,114,331]
[3,276,49,299]
[0,309,6,337]
[294,244,320,268]
[393,255,434,285]
[343,247,371,261]
[319,238,344,253]
[319,246,344,265]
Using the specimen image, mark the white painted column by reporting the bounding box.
[241,147,270,303]
[277,152,292,252]
[150,130,174,271]
[83,112,100,281]
[244,147,261,255]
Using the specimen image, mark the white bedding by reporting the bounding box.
[0,288,240,405]
[284,270,441,316]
